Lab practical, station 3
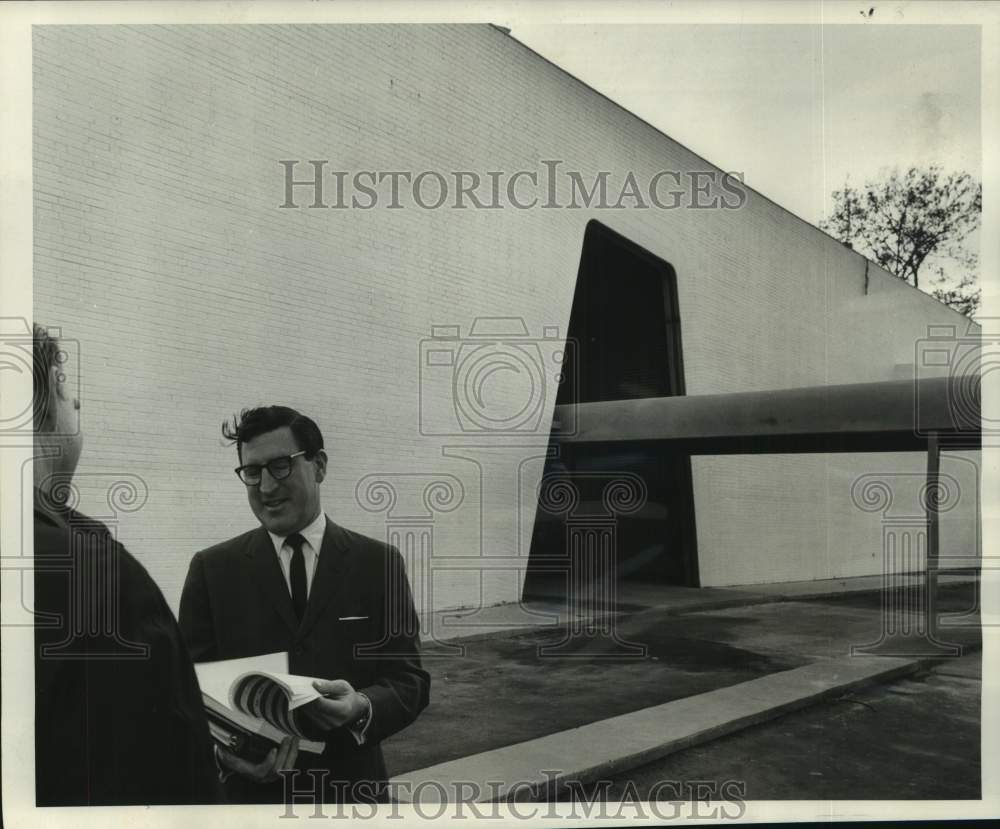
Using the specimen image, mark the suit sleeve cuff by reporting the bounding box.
[347,692,373,746]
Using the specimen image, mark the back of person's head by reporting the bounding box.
[222,406,324,462]
[33,324,61,431]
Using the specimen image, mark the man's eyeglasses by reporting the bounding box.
[235,450,307,486]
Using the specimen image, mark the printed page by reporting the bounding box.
[193,652,289,705]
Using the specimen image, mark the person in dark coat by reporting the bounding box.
[32,324,220,806]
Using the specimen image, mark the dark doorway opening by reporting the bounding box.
[524,221,699,603]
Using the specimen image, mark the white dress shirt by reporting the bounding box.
[258,510,373,750]
[267,511,327,599]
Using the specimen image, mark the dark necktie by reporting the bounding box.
[287,532,308,621]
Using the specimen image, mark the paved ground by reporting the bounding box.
[427,572,973,642]
[385,612,805,775]
[588,653,981,801]
[385,581,980,779]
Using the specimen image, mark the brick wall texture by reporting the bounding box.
[33,25,981,614]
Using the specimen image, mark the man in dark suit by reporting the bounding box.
[178,405,429,804]
[32,324,219,805]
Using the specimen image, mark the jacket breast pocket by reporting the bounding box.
[325,614,381,684]
[335,613,379,650]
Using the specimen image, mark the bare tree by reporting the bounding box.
[819,166,981,317]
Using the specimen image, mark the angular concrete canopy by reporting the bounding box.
[554,376,980,454]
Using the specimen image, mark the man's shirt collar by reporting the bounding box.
[267,510,327,557]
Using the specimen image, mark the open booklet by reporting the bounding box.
[194,652,326,759]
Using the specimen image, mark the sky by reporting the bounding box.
[511,24,981,229]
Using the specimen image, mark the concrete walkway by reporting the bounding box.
[596,651,983,801]
[387,574,980,801]
[392,656,932,803]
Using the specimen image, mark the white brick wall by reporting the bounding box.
[33,24,980,612]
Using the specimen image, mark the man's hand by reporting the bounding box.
[217,735,299,784]
[299,679,367,733]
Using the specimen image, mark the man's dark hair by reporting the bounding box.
[33,324,61,430]
[222,406,324,462]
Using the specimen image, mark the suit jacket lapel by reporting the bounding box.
[248,527,299,635]
[297,517,352,641]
